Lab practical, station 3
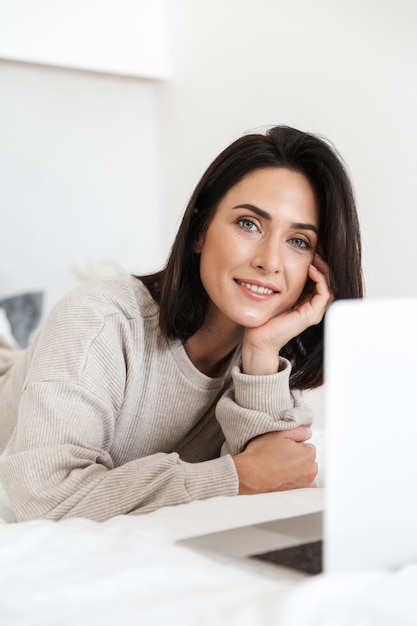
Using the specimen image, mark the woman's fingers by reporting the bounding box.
[233,430,318,495]
[311,254,333,301]
[306,257,333,309]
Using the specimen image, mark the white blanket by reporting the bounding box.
[0,516,281,626]
[0,492,315,626]
[281,564,417,626]
[1,487,416,626]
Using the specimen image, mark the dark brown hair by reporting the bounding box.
[140,125,363,389]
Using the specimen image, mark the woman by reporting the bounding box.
[0,126,363,522]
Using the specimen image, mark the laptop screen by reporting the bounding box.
[324,297,417,573]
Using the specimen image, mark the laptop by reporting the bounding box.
[178,297,417,576]
[324,296,417,573]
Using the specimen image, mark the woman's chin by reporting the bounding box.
[235,311,273,328]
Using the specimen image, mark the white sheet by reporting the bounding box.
[281,564,417,626]
[0,492,320,626]
[1,488,416,626]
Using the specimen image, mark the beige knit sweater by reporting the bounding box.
[0,276,313,522]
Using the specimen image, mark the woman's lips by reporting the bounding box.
[234,279,278,296]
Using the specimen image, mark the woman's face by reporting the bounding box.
[196,167,319,331]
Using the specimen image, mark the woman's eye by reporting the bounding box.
[237,218,259,232]
[290,237,311,250]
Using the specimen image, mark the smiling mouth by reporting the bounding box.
[235,279,277,295]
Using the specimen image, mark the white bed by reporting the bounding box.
[1,485,417,626]
[0,488,318,626]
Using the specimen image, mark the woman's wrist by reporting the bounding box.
[241,350,280,375]
[232,452,255,495]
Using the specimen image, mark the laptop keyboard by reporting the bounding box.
[251,539,323,575]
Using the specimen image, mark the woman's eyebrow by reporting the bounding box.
[232,203,271,220]
[292,222,319,236]
[232,204,319,235]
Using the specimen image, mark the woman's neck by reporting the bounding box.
[184,316,243,377]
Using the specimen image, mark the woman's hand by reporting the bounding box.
[232,426,317,494]
[242,255,333,375]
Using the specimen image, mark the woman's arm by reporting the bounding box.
[216,358,314,453]
[0,280,239,522]
[0,378,237,522]
[216,256,331,494]
[216,362,318,495]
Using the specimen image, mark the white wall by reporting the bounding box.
[0,0,169,79]
[1,0,417,424]
[0,61,165,312]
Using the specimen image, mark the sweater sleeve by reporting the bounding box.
[216,359,314,456]
[0,283,238,522]
[0,380,237,522]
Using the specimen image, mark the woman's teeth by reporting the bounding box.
[237,280,275,295]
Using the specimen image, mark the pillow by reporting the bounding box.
[0,309,16,348]
[0,292,43,348]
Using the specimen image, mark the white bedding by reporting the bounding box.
[281,564,417,626]
[2,488,416,626]
[0,516,281,626]
[0,492,316,626]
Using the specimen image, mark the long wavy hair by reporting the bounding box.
[140,125,363,389]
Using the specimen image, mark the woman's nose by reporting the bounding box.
[252,239,282,273]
